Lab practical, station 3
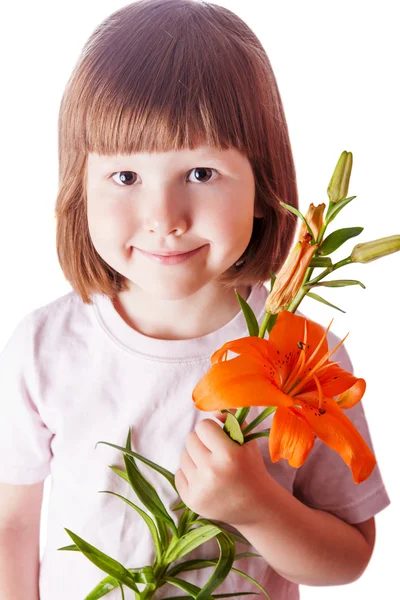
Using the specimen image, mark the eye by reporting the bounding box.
[111,171,137,186]
[187,167,217,183]
[110,167,218,187]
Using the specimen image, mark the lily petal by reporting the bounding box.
[268,312,329,379]
[192,354,294,411]
[336,379,367,409]
[269,406,315,468]
[295,396,376,483]
[211,336,270,366]
[297,364,364,400]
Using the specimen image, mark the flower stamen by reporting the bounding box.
[282,320,308,392]
[289,332,349,397]
[313,374,325,414]
[302,318,334,374]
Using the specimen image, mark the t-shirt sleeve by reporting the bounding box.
[292,335,391,524]
[0,313,53,484]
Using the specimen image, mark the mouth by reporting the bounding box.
[136,245,206,257]
[134,245,207,264]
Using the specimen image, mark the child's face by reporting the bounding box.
[86,145,261,300]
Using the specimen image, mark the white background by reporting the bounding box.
[0,1,398,598]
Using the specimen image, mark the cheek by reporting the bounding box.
[215,205,255,247]
[87,194,135,247]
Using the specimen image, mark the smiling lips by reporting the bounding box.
[135,245,205,265]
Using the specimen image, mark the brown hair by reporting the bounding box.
[55,0,298,304]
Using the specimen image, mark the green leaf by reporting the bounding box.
[57,544,80,551]
[172,499,187,511]
[309,256,333,268]
[162,592,260,599]
[305,279,366,289]
[63,529,139,593]
[279,201,315,242]
[190,519,251,546]
[226,566,272,599]
[269,272,276,292]
[123,453,177,534]
[165,559,271,599]
[307,291,346,313]
[325,195,357,225]
[83,574,120,599]
[196,532,236,599]
[222,412,244,445]
[177,508,199,537]
[167,552,261,578]
[164,525,221,563]
[97,490,163,561]
[266,313,278,334]
[243,429,270,443]
[83,567,156,600]
[235,290,259,336]
[108,465,130,485]
[157,518,171,553]
[318,227,363,256]
[162,576,211,599]
[95,440,177,492]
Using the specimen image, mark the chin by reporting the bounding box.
[126,274,211,301]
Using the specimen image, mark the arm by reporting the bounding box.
[232,476,375,587]
[0,481,43,600]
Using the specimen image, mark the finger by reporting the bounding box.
[212,409,250,430]
[186,429,211,465]
[212,410,227,423]
[175,468,188,497]
[180,447,197,479]
[195,418,233,453]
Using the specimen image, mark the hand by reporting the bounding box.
[175,411,274,528]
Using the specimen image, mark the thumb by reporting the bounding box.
[212,410,227,423]
[212,409,249,430]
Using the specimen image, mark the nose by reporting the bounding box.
[140,186,189,236]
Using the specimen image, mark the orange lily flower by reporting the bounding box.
[192,311,376,483]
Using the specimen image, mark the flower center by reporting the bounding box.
[280,318,348,402]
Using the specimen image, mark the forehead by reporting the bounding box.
[87,145,243,168]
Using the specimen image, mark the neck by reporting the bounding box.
[112,284,252,340]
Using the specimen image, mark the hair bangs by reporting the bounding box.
[68,0,264,159]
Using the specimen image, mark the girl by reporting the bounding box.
[0,0,390,599]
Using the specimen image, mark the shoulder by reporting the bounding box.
[11,291,98,358]
[28,290,95,332]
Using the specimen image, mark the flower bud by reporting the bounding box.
[351,235,400,263]
[265,233,317,314]
[327,151,353,204]
[297,203,325,241]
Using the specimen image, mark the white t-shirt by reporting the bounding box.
[0,283,390,599]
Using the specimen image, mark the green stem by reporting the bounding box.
[242,406,276,435]
[287,254,352,314]
[286,262,315,313]
[234,406,251,425]
[305,256,352,286]
[258,311,273,338]
[316,200,335,244]
[243,429,270,443]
